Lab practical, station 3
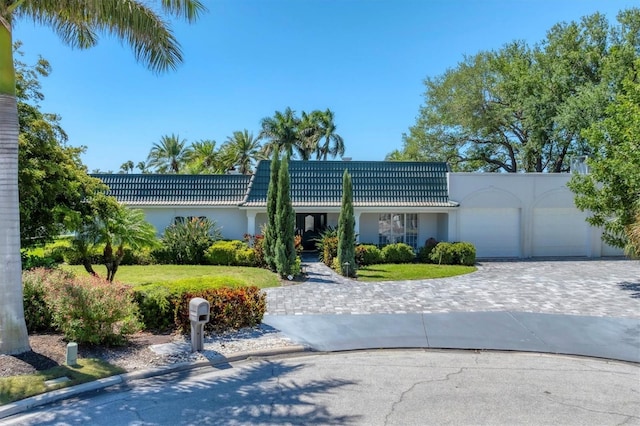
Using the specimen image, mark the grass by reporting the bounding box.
[61,264,281,289]
[0,359,125,405]
[356,263,476,281]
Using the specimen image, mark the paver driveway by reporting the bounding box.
[265,258,640,318]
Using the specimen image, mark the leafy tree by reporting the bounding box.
[147,133,189,173]
[263,152,280,270]
[223,129,264,174]
[0,0,205,355]
[16,48,104,247]
[393,10,638,173]
[568,61,640,255]
[337,170,356,277]
[274,155,297,277]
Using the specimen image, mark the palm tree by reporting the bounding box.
[223,130,264,174]
[184,139,225,174]
[136,161,150,174]
[0,0,205,355]
[147,134,188,173]
[313,109,345,160]
[260,108,311,160]
[120,160,134,174]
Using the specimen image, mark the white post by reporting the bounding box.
[246,210,257,236]
[355,211,362,243]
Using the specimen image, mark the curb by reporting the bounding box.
[0,345,308,420]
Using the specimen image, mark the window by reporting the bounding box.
[378,213,418,249]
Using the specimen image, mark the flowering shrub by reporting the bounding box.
[45,274,141,345]
[22,268,73,332]
[355,244,383,266]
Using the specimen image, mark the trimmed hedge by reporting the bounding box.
[174,287,266,333]
[206,240,255,266]
[429,241,476,266]
[355,244,382,266]
[133,276,245,330]
[381,243,415,263]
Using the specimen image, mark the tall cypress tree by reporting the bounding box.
[263,153,280,270]
[337,169,356,277]
[274,155,297,277]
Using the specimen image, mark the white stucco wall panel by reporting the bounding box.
[531,208,588,256]
[418,213,439,246]
[459,208,520,257]
[140,207,246,240]
[358,213,380,245]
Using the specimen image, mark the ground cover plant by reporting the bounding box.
[356,263,476,282]
[0,359,124,405]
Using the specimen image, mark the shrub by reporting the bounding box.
[429,242,456,265]
[355,244,382,266]
[452,242,477,266]
[22,268,72,332]
[159,218,222,264]
[120,247,155,265]
[21,252,58,270]
[134,286,174,331]
[174,287,266,333]
[417,237,439,263]
[206,240,255,266]
[381,243,415,263]
[133,276,246,330]
[245,234,266,267]
[45,274,141,345]
[315,227,337,266]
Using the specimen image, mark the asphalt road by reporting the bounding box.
[4,350,639,425]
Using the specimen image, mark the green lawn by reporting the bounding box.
[62,264,281,289]
[356,263,476,281]
[0,359,124,405]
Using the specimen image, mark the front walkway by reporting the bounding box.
[264,257,640,318]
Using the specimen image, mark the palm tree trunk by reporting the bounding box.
[0,21,30,354]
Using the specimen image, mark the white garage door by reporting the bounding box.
[532,208,587,257]
[459,208,520,258]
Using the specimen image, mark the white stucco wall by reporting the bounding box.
[448,173,623,258]
[139,207,247,240]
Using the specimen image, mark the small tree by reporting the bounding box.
[337,170,356,277]
[274,155,297,277]
[263,152,280,270]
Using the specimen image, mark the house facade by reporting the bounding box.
[95,160,623,258]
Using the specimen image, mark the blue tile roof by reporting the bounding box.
[242,161,457,207]
[95,161,457,208]
[94,174,250,206]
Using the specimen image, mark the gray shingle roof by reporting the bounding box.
[94,174,251,206]
[242,161,457,207]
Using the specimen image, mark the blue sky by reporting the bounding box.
[13,0,636,173]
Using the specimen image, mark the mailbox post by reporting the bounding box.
[189,297,210,352]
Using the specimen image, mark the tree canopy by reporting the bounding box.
[16,46,105,247]
[391,9,640,173]
[568,60,640,254]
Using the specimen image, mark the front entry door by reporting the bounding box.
[296,213,327,250]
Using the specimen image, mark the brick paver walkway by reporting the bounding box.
[265,257,640,318]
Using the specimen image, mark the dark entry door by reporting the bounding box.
[296,213,327,250]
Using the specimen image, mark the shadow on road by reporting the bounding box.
[19,360,361,425]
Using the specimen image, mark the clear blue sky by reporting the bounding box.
[13,0,636,173]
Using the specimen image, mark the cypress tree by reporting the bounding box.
[337,169,356,277]
[274,155,297,277]
[263,153,280,270]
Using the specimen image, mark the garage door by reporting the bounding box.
[459,208,520,258]
[532,208,588,257]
